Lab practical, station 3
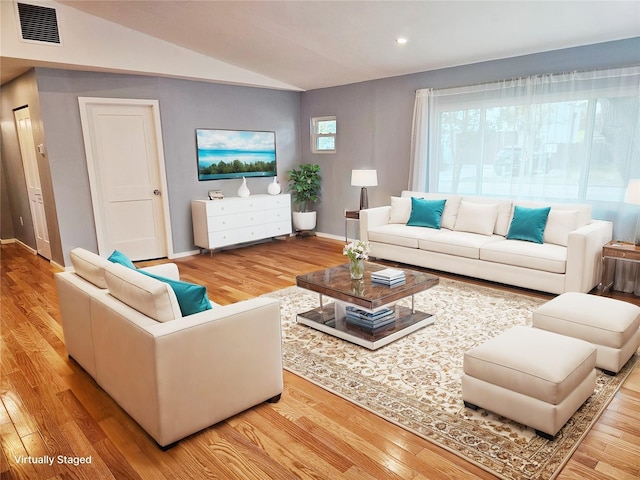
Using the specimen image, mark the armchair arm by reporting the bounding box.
[138,263,180,280]
[565,220,612,293]
[359,206,391,242]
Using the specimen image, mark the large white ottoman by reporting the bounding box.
[462,326,596,440]
[532,292,640,375]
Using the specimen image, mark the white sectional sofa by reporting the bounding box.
[359,191,612,294]
[55,248,283,448]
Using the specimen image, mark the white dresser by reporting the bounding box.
[191,194,292,250]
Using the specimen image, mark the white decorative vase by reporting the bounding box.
[267,177,281,195]
[237,177,250,197]
[292,211,317,231]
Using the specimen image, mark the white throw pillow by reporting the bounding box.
[70,247,111,289]
[104,263,182,323]
[544,210,579,246]
[389,196,412,224]
[454,201,499,236]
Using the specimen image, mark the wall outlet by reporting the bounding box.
[19,216,24,226]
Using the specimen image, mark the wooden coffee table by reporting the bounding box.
[295,262,439,350]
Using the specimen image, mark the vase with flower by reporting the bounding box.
[343,240,370,280]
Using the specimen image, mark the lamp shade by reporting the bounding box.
[351,169,378,187]
[624,179,640,205]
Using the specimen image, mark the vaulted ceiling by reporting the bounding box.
[3,1,640,90]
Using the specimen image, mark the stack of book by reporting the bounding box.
[345,306,396,330]
[371,268,406,286]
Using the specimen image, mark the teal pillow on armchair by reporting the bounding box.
[107,249,212,317]
[138,270,212,317]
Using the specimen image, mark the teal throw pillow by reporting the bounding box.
[506,206,551,244]
[139,270,212,317]
[107,249,211,317]
[406,197,446,229]
[108,249,136,269]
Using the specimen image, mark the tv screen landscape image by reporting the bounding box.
[197,129,277,181]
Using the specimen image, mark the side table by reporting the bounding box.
[600,241,640,294]
[344,210,360,243]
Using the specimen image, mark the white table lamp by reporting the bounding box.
[351,169,377,210]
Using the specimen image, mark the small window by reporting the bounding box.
[311,116,336,153]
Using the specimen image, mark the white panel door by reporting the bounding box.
[79,98,171,261]
[14,107,51,260]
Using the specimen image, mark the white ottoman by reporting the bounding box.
[462,326,596,440]
[532,292,640,375]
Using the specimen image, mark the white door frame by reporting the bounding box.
[78,97,173,258]
[14,106,52,260]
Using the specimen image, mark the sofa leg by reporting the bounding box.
[602,369,616,376]
[535,429,555,441]
[267,393,282,403]
[463,401,478,410]
[158,441,178,451]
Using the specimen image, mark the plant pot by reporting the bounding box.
[292,211,317,231]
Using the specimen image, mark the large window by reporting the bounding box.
[410,67,640,206]
[311,116,336,153]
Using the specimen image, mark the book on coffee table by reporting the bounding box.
[345,306,396,330]
[371,268,406,286]
[346,316,396,330]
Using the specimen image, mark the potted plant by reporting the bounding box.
[287,163,321,231]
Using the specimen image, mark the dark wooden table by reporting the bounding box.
[295,262,439,350]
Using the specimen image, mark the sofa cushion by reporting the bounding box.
[104,263,182,322]
[70,247,111,289]
[480,239,567,274]
[544,210,580,246]
[418,231,504,259]
[506,206,551,244]
[454,201,499,236]
[407,198,446,228]
[368,224,436,248]
[401,191,461,230]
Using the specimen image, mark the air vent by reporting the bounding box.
[17,2,60,44]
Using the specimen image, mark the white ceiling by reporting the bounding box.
[7,1,640,90]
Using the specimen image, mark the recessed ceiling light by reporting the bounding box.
[396,38,408,45]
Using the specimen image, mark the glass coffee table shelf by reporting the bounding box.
[296,262,439,350]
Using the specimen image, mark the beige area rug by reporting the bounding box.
[266,279,637,480]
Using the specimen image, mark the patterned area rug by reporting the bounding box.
[267,279,637,480]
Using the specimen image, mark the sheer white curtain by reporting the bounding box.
[410,66,640,293]
[408,88,432,190]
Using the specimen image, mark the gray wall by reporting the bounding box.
[30,69,301,264]
[300,38,640,237]
[3,38,638,265]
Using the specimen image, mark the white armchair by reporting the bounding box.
[55,248,283,448]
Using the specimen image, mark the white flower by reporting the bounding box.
[343,240,370,261]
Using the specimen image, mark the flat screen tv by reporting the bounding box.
[196,128,277,181]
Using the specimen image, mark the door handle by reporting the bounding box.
[153,189,161,195]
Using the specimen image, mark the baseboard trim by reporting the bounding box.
[316,231,345,242]
[8,239,38,254]
[170,249,200,259]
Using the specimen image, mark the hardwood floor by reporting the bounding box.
[1,237,639,480]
